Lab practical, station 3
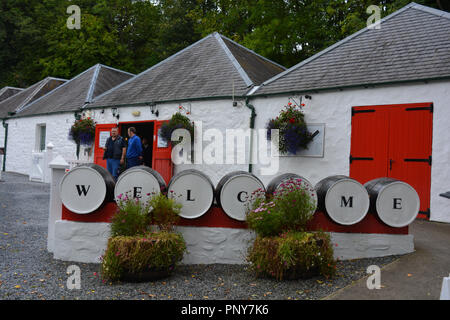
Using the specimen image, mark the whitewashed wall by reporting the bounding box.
[87,99,251,186]
[5,80,449,223]
[5,113,76,175]
[250,80,450,223]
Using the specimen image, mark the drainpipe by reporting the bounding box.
[245,97,256,173]
[2,119,8,172]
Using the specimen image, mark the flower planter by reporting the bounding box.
[122,267,173,282]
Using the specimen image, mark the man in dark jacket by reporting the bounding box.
[103,127,126,180]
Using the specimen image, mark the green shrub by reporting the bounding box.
[150,192,182,231]
[101,231,186,281]
[246,178,316,237]
[110,192,152,237]
[247,231,336,280]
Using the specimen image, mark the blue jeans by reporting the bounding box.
[107,158,121,181]
[126,157,141,169]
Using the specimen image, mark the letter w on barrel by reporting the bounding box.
[76,185,91,196]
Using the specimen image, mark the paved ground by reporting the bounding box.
[326,220,450,300]
[0,172,416,300]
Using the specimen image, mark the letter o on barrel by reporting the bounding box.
[114,166,166,203]
[216,171,266,221]
[267,173,318,213]
[365,178,420,228]
[60,164,115,214]
[167,169,215,219]
[315,175,370,225]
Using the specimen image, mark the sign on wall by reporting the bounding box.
[99,131,110,148]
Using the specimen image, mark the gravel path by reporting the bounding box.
[0,172,399,300]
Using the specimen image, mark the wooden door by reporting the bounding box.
[94,124,117,168]
[153,121,173,184]
[350,103,433,220]
[388,103,433,219]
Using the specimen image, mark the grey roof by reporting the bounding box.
[16,64,134,117]
[0,87,23,103]
[255,3,450,96]
[90,33,285,108]
[0,78,66,119]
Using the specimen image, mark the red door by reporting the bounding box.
[153,121,173,184]
[94,123,117,168]
[350,103,433,220]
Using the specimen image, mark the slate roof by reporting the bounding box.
[0,78,66,119]
[255,3,450,96]
[16,64,134,117]
[0,87,23,103]
[89,33,285,108]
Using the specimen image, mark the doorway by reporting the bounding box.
[120,122,154,168]
[350,102,433,220]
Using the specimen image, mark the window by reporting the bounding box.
[36,124,46,151]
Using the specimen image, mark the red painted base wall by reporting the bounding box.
[61,202,408,235]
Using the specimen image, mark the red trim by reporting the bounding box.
[62,203,117,223]
[61,203,408,234]
[307,211,408,235]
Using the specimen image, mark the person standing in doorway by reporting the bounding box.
[126,127,143,168]
[142,137,152,167]
[103,127,126,181]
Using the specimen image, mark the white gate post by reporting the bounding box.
[47,155,69,252]
[0,154,3,181]
[44,142,54,183]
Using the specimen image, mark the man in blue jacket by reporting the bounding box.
[126,127,143,169]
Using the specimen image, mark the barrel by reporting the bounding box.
[114,166,167,204]
[315,175,370,225]
[167,169,215,219]
[364,178,420,228]
[266,173,318,212]
[215,171,266,221]
[60,164,115,214]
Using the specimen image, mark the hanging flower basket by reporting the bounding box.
[68,118,96,146]
[266,103,314,155]
[160,112,194,146]
[68,118,96,159]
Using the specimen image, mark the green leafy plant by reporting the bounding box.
[101,231,186,281]
[149,192,182,231]
[246,178,316,237]
[110,192,152,237]
[160,112,194,145]
[266,103,314,154]
[247,231,336,280]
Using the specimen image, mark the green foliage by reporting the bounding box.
[247,231,336,280]
[246,178,316,237]
[0,0,447,88]
[101,231,186,281]
[160,112,195,146]
[110,192,152,237]
[149,192,182,231]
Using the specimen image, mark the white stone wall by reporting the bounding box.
[5,113,77,175]
[52,220,414,264]
[250,80,450,223]
[87,99,251,185]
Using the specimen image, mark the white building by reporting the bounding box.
[1,64,134,176]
